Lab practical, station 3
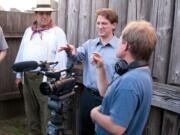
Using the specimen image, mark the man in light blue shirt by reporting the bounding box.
[91,20,157,135]
[60,8,119,135]
[75,36,119,89]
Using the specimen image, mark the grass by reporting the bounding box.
[0,116,27,135]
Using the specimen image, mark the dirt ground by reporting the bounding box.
[0,116,27,135]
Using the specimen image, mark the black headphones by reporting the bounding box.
[115,60,148,76]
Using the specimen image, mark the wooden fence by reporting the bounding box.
[0,11,34,118]
[57,0,180,134]
[0,0,180,134]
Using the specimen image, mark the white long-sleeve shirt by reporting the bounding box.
[15,26,67,78]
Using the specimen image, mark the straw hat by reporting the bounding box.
[33,0,55,12]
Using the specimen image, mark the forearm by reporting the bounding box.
[96,66,109,96]
[93,109,125,135]
[0,50,7,62]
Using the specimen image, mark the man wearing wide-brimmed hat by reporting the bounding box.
[14,0,67,134]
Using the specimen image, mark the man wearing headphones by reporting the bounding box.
[90,20,157,135]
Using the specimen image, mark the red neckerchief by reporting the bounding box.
[30,20,54,40]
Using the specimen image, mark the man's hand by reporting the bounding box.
[58,44,76,55]
[91,52,104,68]
[91,105,126,135]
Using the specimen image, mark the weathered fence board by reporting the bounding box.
[149,0,159,70]
[78,0,91,46]
[143,107,163,135]
[0,39,21,94]
[152,82,180,114]
[109,0,128,36]
[161,111,180,135]
[51,0,58,24]
[58,0,67,31]
[0,11,7,29]
[152,0,175,83]
[168,0,180,85]
[0,12,33,99]
[67,0,80,46]
[127,0,138,21]
[127,0,153,22]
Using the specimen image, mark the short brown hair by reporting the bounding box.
[96,8,118,24]
[122,20,157,62]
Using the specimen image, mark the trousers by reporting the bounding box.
[80,87,102,135]
[23,73,49,135]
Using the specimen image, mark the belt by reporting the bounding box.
[86,87,101,97]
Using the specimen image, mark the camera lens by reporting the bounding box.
[40,82,51,95]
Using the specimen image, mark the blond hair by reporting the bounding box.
[122,20,157,61]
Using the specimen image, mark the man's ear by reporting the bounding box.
[124,43,129,51]
[121,41,128,51]
[112,23,117,30]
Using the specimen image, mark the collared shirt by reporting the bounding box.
[75,36,119,90]
[0,26,8,50]
[15,26,67,78]
[96,67,152,135]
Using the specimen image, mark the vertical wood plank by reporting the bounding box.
[6,12,21,33]
[143,107,163,135]
[66,0,80,46]
[152,0,175,83]
[127,0,138,22]
[137,0,152,21]
[127,0,153,22]
[161,111,180,135]
[148,0,159,71]
[90,0,109,38]
[78,0,91,46]
[58,0,67,31]
[109,0,128,37]
[21,12,34,33]
[0,11,7,30]
[51,0,58,24]
[0,12,33,97]
[168,0,180,85]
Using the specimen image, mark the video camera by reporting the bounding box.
[12,58,83,135]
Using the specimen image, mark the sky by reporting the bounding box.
[0,0,37,11]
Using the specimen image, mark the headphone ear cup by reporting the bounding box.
[115,60,128,75]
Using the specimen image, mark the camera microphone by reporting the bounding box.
[12,61,59,72]
[12,61,38,72]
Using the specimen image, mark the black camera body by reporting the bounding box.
[40,77,77,97]
[12,59,81,135]
[40,71,82,135]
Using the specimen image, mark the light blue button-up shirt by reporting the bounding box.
[74,36,119,90]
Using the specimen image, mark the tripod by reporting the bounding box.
[46,91,76,135]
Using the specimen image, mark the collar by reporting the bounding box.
[30,20,55,40]
[96,36,118,48]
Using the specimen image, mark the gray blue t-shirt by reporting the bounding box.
[0,26,8,50]
[96,67,152,135]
